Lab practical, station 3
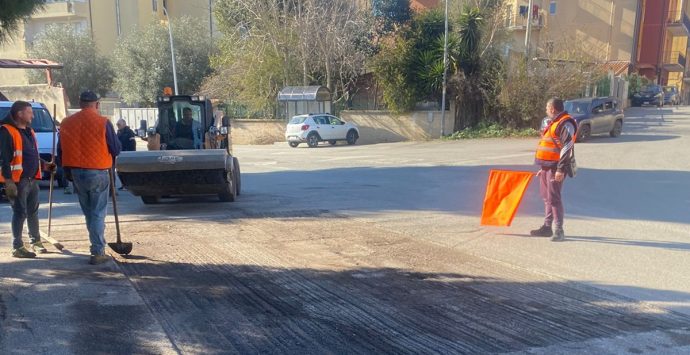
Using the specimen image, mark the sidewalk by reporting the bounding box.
[0,219,176,354]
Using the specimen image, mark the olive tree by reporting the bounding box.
[112,17,213,105]
[27,24,114,106]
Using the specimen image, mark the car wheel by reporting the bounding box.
[141,195,159,204]
[577,124,591,142]
[609,120,622,137]
[289,142,299,148]
[233,156,241,196]
[218,170,237,202]
[307,132,320,148]
[346,130,358,145]
[328,140,337,146]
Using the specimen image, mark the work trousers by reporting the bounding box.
[539,167,565,229]
[72,169,110,256]
[11,178,41,249]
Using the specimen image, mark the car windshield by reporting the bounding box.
[156,100,205,149]
[663,87,676,93]
[564,101,590,114]
[289,116,308,124]
[0,107,55,133]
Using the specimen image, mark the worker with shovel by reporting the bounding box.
[0,101,57,258]
[57,91,121,265]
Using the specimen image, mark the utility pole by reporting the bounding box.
[163,5,179,95]
[440,0,449,137]
[524,0,534,66]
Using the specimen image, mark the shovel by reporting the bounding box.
[45,104,64,250]
[107,168,132,255]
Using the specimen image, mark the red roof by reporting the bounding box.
[0,59,63,69]
[600,61,631,76]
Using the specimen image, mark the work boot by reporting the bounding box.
[530,225,553,237]
[31,241,48,254]
[12,246,36,258]
[89,255,111,265]
[551,228,565,242]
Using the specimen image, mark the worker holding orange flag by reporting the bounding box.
[481,98,576,242]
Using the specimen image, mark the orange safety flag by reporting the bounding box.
[480,170,534,226]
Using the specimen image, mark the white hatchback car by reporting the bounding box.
[285,114,360,148]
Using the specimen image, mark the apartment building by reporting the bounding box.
[634,0,690,96]
[505,0,690,97]
[504,0,639,65]
[0,0,216,86]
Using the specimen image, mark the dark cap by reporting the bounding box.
[79,90,99,102]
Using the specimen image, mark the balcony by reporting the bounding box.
[507,14,544,31]
[663,51,687,72]
[667,10,690,37]
[32,1,88,20]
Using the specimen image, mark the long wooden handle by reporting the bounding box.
[48,104,57,237]
[109,168,122,243]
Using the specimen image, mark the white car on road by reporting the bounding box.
[285,114,359,148]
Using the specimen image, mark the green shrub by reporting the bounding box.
[443,123,538,139]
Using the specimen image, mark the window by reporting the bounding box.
[604,101,613,110]
[0,108,55,133]
[289,116,307,124]
[519,5,529,17]
[152,0,157,12]
[592,103,604,114]
[314,116,328,125]
[328,116,343,125]
[549,1,557,15]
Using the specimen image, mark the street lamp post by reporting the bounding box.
[440,0,449,137]
[163,5,179,95]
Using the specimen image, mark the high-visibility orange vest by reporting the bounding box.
[0,124,42,183]
[535,113,577,163]
[59,108,112,170]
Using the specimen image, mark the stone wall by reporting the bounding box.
[228,111,452,145]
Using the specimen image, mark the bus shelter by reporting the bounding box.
[277,86,331,119]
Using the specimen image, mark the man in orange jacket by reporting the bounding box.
[57,91,121,264]
[0,101,56,258]
[530,98,577,242]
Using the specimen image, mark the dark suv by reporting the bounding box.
[563,97,624,142]
[632,85,664,107]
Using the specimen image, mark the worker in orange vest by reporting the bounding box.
[530,97,577,242]
[57,91,121,265]
[0,101,56,258]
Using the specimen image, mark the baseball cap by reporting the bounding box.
[79,90,99,102]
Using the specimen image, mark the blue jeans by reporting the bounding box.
[72,169,110,255]
[11,178,41,249]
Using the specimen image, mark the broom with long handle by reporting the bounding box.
[43,103,64,251]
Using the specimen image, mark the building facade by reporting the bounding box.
[634,0,690,95]
[0,0,216,86]
[505,0,690,97]
[504,0,639,64]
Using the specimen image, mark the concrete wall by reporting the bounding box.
[227,111,451,145]
[0,84,69,120]
[230,119,286,145]
[341,110,451,143]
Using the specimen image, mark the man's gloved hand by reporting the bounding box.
[4,181,17,202]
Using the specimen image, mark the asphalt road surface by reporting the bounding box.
[1,106,689,354]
